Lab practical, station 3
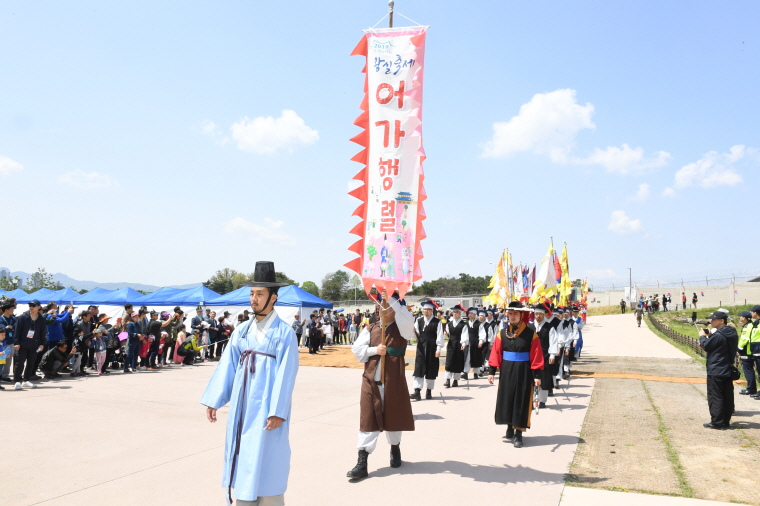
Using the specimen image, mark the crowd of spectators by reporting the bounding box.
[0,297,249,391]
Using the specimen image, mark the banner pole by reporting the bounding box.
[389,0,394,28]
[381,295,388,383]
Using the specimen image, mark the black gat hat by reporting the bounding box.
[249,261,289,288]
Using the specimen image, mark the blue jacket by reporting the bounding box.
[0,314,17,344]
[45,311,71,342]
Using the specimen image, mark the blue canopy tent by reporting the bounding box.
[161,286,220,306]
[275,285,332,309]
[53,287,82,305]
[206,286,249,306]
[206,285,331,325]
[2,288,28,300]
[102,287,145,305]
[18,288,59,304]
[71,288,116,305]
[131,287,184,306]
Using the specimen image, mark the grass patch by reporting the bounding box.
[650,304,753,337]
[644,317,706,366]
[587,306,625,316]
[642,380,695,498]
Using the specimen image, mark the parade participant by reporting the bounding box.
[481,310,497,370]
[531,303,559,407]
[201,261,298,506]
[444,305,466,388]
[347,290,415,480]
[462,308,486,380]
[410,299,444,401]
[571,306,584,359]
[487,301,544,448]
[555,308,577,383]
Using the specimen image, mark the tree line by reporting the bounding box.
[202,268,499,301]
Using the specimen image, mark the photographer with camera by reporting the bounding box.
[699,309,739,429]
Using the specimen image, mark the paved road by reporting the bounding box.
[4,314,734,506]
[5,361,591,505]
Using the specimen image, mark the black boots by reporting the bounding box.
[505,426,514,440]
[390,444,402,468]
[444,379,451,388]
[462,372,468,380]
[410,388,422,400]
[347,449,369,480]
[452,380,459,387]
[425,389,432,400]
[513,431,523,448]
[473,373,479,379]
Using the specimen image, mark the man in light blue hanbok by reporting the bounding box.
[201,261,299,506]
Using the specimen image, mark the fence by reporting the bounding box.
[647,313,705,357]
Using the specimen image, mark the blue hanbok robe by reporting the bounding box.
[200,313,299,502]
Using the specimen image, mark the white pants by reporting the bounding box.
[463,347,483,374]
[445,371,461,380]
[357,383,402,453]
[236,494,284,506]
[412,377,435,390]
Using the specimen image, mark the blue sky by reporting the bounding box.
[1,0,758,290]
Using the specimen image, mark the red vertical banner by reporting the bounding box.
[346,26,428,299]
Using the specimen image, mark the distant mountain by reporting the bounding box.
[1,268,200,293]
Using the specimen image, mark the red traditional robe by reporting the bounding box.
[488,322,544,431]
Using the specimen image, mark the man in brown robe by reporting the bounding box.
[346,291,415,480]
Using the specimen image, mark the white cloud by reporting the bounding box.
[577,144,671,174]
[586,268,617,278]
[197,120,229,146]
[608,210,643,235]
[674,145,754,188]
[224,217,296,246]
[481,89,595,161]
[231,110,318,155]
[662,187,676,198]
[629,183,651,201]
[199,120,218,136]
[58,169,118,189]
[0,156,24,176]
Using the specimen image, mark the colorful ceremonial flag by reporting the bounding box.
[558,243,572,305]
[734,289,739,294]
[534,243,558,297]
[345,26,429,299]
[700,291,704,296]
[484,249,511,307]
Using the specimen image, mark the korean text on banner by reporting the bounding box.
[345,27,428,300]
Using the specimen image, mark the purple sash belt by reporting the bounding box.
[228,349,276,504]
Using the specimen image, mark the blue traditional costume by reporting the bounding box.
[201,262,298,505]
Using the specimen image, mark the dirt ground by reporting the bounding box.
[569,355,760,504]
[298,345,419,370]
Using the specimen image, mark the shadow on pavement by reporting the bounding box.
[512,434,581,451]
[413,413,444,421]
[368,460,567,484]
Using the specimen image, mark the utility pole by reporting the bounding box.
[388,0,394,28]
[628,267,632,303]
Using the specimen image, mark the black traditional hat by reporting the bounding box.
[249,261,289,288]
[450,303,465,312]
[507,301,524,309]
